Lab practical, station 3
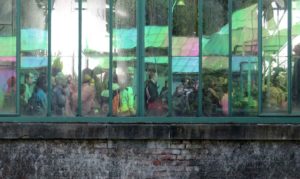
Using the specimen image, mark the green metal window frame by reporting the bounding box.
[1,0,300,123]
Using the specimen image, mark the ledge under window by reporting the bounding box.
[0,121,299,140]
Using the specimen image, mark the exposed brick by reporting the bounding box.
[150,149,179,155]
[93,142,107,149]
[147,141,170,149]
[176,155,193,160]
[170,144,185,149]
[180,150,190,155]
[0,140,299,178]
[171,149,181,155]
[159,154,177,161]
[152,159,162,166]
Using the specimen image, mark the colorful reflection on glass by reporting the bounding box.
[112,0,137,116]
[21,0,48,116]
[232,1,258,116]
[144,0,169,116]
[172,0,198,116]
[51,0,78,116]
[202,0,228,116]
[82,0,110,116]
[0,0,16,114]
[262,0,288,113]
[292,0,300,113]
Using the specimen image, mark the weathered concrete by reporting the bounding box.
[0,123,299,140]
[0,123,299,178]
[0,140,299,178]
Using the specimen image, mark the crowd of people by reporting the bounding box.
[20,72,48,115]
[0,75,16,112]
[16,64,230,117]
[144,66,229,116]
[18,63,138,116]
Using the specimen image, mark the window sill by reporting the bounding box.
[0,119,299,140]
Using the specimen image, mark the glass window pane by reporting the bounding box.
[262,0,288,113]
[144,0,168,116]
[202,0,228,116]
[232,1,258,116]
[113,0,137,117]
[0,0,16,114]
[51,0,78,116]
[292,0,300,113]
[172,0,199,117]
[82,0,110,116]
[21,0,48,116]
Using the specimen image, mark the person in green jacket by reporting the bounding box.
[24,72,35,103]
[118,66,136,116]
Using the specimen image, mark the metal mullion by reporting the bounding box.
[136,0,139,116]
[168,0,173,116]
[77,0,82,116]
[228,0,233,116]
[288,0,292,114]
[258,0,263,114]
[197,0,203,116]
[136,0,145,116]
[47,0,52,116]
[16,0,21,115]
[108,0,113,116]
[137,0,145,116]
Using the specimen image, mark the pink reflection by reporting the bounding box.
[173,37,199,56]
[182,38,199,56]
[0,57,16,62]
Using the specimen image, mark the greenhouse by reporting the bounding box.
[0,0,300,121]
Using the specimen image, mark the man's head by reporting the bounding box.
[293,44,300,56]
[36,73,47,92]
[55,72,67,87]
[25,72,34,84]
[147,65,157,80]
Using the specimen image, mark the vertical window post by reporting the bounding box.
[108,0,113,117]
[16,0,21,115]
[288,0,292,114]
[228,0,233,116]
[198,0,203,117]
[258,0,263,114]
[47,0,52,116]
[168,0,173,116]
[137,0,145,116]
[77,0,82,116]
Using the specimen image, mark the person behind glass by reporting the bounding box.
[64,75,76,116]
[27,73,47,115]
[52,72,67,115]
[160,80,168,102]
[293,44,300,107]
[219,84,228,115]
[159,80,168,113]
[20,84,27,114]
[145,65,159,114]
[118,66,136,116]
[173,77,194,115]
[81,71,96,115]
[202,76,220,116]
[6,76,16,95]
[0,88,4,110]
[24,72,35,103]
[92,66,104,107]
[4,76,16,109]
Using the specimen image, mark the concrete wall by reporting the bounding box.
[0,140,299,178]
[0,123,299,178]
